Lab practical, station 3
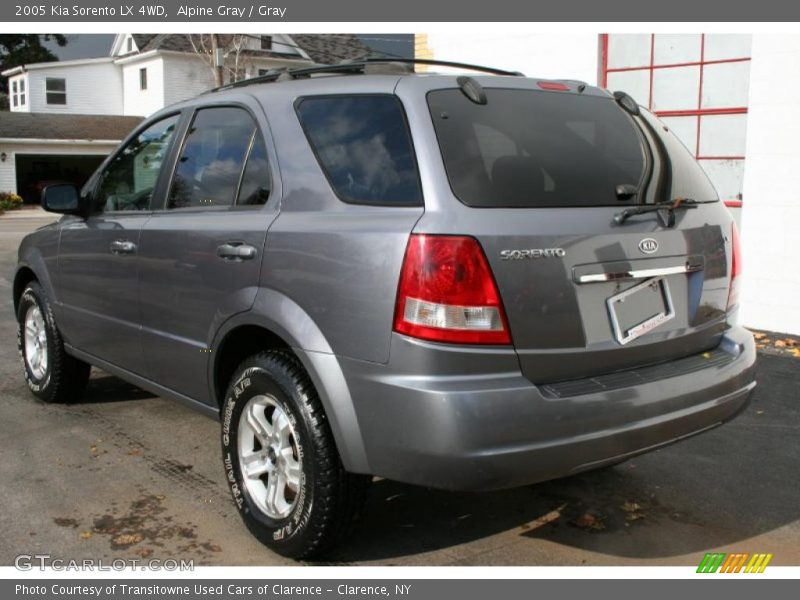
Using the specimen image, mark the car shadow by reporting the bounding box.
[322,354,800,564]
[76,371,156,404]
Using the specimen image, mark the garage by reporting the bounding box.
[14,153,106,204]
[0,112,142,204]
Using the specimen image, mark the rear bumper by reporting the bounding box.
[340,326,756,491]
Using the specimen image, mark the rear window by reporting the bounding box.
[427,88,646,208]
[296,95,422,206]
[640,109,719,202]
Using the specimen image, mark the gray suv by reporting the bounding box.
[13,59,756,559]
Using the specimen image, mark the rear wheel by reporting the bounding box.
[16,281,90,403]
[221,351,369,559]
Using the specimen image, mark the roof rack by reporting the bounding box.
[207,58,524,93]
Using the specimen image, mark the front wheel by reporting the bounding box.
[221,351,369,559]
[16,281,90,403]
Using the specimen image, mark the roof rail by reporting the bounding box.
[206,58,524,94]
[349,58,524,77]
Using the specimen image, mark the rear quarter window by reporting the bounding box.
[427,88,646,208]
[296,95,423,206]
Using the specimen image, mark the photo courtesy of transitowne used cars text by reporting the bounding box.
[13,58,756,559]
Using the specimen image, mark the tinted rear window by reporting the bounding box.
[640,109,719,201]
[427,88,646,208]
[296,95,422,206]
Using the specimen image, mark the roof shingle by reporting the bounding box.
[128,34,378,65]
[0,112,143,141]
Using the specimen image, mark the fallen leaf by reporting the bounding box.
[753,332,767,340]
[626,512,645,521]
[134,547,153,558]
[791,348,800,358]
[572,512,606,531]
[112,533,143,547]
[53,518,79,528]
[79,531,92,540]
[621,501,642,513]
[775,340,787,348]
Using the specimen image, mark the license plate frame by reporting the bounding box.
[607,276,675,345]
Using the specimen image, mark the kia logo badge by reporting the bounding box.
[638,238,659,254]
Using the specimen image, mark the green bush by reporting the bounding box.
[0,192,24,212]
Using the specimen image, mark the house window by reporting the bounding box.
[127,37,133,53]
[11,79,27,107]
[139,68,148,90]
[260,35,272,50]
[45,77,67,105]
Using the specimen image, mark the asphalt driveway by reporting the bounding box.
[1,212,798,566]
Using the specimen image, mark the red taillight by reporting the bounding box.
[727,222,742,310]
[393,234,511,345]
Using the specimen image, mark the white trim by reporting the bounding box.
[0,138,122,146]
[1,56,115,77]
[109,33,127,56]
[113,48,162,65]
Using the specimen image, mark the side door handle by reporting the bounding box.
[217,242,257,261]
[110,239,137,255]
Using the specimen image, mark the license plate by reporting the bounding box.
[607,276,675,345]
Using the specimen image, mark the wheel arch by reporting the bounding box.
[13,265,39,314]
[210,288,371,474]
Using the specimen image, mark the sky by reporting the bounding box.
[42,34,414,60]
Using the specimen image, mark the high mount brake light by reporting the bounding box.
[727,222,742,311]
[537,81,570,91]
[393,234,511,345]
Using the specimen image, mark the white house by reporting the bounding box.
[1,33,375,202]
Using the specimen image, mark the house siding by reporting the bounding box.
[24,62,123,115]
[417,32,600,84]
[122,56,165,117]
[162,54,216,107]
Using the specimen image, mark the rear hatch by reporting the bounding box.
[420,81,734,383]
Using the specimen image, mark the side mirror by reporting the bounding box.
[41,184,83,215]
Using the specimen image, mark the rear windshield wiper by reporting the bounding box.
[614,197,712,227]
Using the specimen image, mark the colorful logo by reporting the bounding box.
[697,552,773,573]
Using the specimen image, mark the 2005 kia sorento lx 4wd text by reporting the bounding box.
[13,59,756,559]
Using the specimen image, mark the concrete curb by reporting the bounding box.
[0,207,54,219]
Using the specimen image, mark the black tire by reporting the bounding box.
[16,280,90,403]
[221,350,370,559]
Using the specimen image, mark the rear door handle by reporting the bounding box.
[109,239,137,255]
[217,242,257,261]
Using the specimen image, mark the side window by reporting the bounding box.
[94,114,180,212]
[168,107,257,209]
[296,95,422,206]
[237,133,271,206]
